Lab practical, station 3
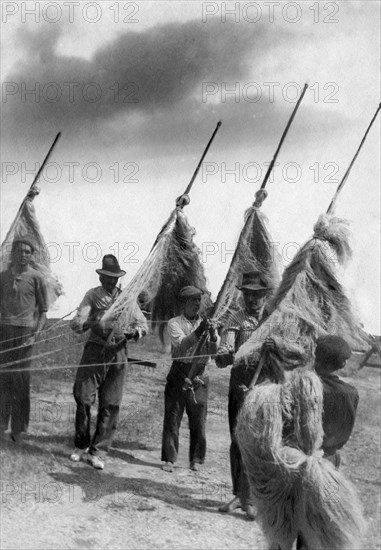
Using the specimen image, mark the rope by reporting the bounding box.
[0,341,85,370]
[0,342,210,374]
[0,319,169,354]
[42,309,78,333]
[0,313,218,371]
[0,315,209,355]
[0,357,164,374]
[0,330,81,355]
[0,309,78,347]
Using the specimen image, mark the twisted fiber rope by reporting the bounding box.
[0,344,213,373]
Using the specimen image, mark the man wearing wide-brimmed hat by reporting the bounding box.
[70,255,148,470]
[216,271,272,520]
[161,285,219,473]
[0,237,48,444]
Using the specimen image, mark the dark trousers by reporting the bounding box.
[228,363,256,506]
[161,372,209,464]
[0,325,33,436]
[73,342,127,456]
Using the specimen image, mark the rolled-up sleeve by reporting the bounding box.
[217,326,237,354]
[129,305,149,339]
[167,318,198,358]
[70,291,93,334]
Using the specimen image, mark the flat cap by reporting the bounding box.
[12,236,36,253]
[179,286,204,299]
[236,271,269,292]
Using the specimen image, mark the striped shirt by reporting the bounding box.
[216,308,260,366]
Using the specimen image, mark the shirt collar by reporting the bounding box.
[11,265,30,280]
[181,313,200,325]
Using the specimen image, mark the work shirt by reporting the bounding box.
[167,314,219,363]
[320,372,359,456]
[0,266,48,328]
[71,286,148,344]
[282,371,359,457]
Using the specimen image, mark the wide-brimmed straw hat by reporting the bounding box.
[236,271,269,291]
[96,255,126,278]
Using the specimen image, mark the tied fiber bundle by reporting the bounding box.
[235,214,369,369]
[214,189,281,325]
[0,187,63,307]
[236,368,365,550]
[103,207,212,341]
[150,207,212,341]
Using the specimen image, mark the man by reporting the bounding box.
[215,271,271,520]
[161,285,219,472]
[70,254,148,470]
[0,237,48,443]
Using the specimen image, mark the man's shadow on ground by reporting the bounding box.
[51,467,247,518]
[21,434,160,467]
[1,435,250,520]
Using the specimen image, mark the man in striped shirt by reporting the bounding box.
[216,272,271,520]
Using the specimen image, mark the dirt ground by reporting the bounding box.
[0,339,380,550]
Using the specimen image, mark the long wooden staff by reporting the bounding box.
[248,355,265,389]
[150,122,222,251]
[29,132,62,192]
[186,85,308,384]
[182,121,222,197]
[327,104,380,214]
[260,83,308,190]
[249,104,381,387]
[2,132,62,245]
[213,83,308,312]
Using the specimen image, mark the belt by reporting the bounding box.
[88,333,127,351]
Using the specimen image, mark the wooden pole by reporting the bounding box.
[327,104,380,214]
[260,83,308,190]
[213,85,309,316]
[247,355,266,390]
[28,132,62,192]
[186,89,309,384]
[182,121,222,196]
[1,132,62,249]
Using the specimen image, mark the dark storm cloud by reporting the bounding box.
[2,18,355,161]
[1,19,301,151]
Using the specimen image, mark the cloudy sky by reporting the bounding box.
[1,0,380,332]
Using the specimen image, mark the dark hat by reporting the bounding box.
[179,286,204,299]
[315,335,352,365]
[96,255,126,278]
[236,271,269,292]
[12,236,36,253]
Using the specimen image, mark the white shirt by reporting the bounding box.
[167,314,220,363]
